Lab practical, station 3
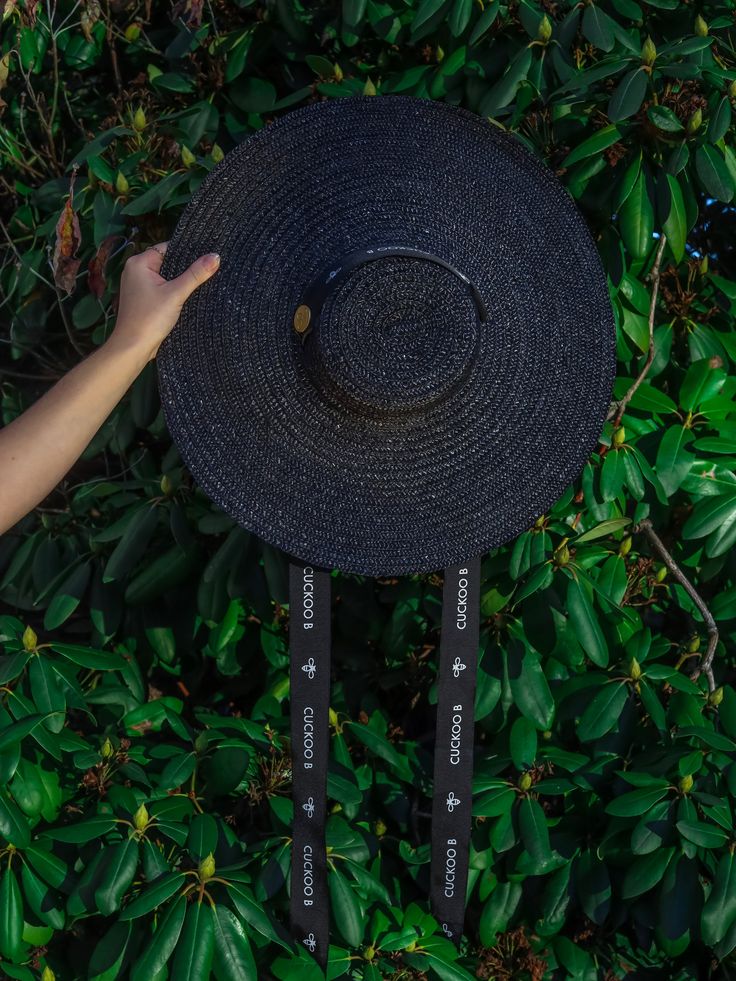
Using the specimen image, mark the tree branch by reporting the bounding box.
[635,518,719,692]
[608,235,668,426]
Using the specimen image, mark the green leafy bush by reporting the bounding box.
[1,0,736,978]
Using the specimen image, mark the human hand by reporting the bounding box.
[110,242,220,363]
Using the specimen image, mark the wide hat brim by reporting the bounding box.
[157,95,615,577]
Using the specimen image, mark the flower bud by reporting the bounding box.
[436,44,444,62]
[619,535,632,557]
[124,23,141,41]
[375,818,387,837]
[160,473,174,496]
[679,774,694,794]
[101,737,114,760]
[699,255,709,275]
[537,14,552,43]
[133,803,149,831]
[694,15,708,37]
[199,852,216,881]
[364,945,376,961]
[612,426,626,447]
[334,62,343,82]
[363,76,377,96]
[115,172,129,195]
[641,36,656,66]
[41,968,56,981]
[629,656,642,681]
[194,730,208,754]
[519,772,533,791]
[328,707,339,727]
[22,625,38,652]
[554,543,570,566]
[656,565,668,583]
[181,145,196,168]
[709,686,724,707]
[133,107,146,133]
[686,108,702,134]
[687,635,700,653]
[210,143,224,164]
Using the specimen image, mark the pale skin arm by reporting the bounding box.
[0,243,220,536]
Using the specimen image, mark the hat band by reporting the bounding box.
[288,557,481,967]
[293,245,487,335]
[293,245,487,419]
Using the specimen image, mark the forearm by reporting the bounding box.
[0,336,149,534]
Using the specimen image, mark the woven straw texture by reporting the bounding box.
[157,95,616,577]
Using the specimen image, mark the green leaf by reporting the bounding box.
[212,905,257,981]
[567,578,608,667]
[0,868,22,960]
[562,125,622,168]
[329,866,364,947]
[519,797,553,867]
[103,505,159,583]
[695,145,735,203]
[581,4,615,50]
[43,561,91,630]
[702,851,736,945]
[619,169,654,259]
[0,794,31,848]
[95,837,139,916]
[171,900,215,981]
[468,1,499,44]
[159,752,197,790]
[473,785,516,817]
[479,46,533,116]
[41,814,116,843]
[411,0,450,38]
[655,425,694,497]
[51,643,128,671]
[606,785,669,817]
[648,105,684,132]
[577,682,628,741]
[28,656,65,733]
[120,872,185,920]
[683,492,736,541]
[575,518,631,543]
[621,847,673,898]
[227,883,292,951]
[661,174,686,262]
[679,357,727,411]
[449,0,472,36]
[89,919,135,981]
[608,67,647,122]
[507,641,555,730]
[0,651,31,685]
[0,714,47,755]
[509,717,537,769]
[708,96,732,144]
[129,897,187,981]
[677,818,728,849]
[121,173,189,216]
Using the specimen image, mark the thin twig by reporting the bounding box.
[635,518,719,692]
[608,235,668,426]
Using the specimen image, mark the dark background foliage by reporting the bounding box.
[2,0,736,978]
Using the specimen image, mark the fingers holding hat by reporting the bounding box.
[168,252,221,303]
[141,241,169,273]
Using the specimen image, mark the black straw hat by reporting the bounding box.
[157,95,615,579]
[157,95,616,971]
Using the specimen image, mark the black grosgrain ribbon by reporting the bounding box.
[295,245,488,337]
[289,561,331,969]
[429,557,481,943]
[288,556,481,968]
